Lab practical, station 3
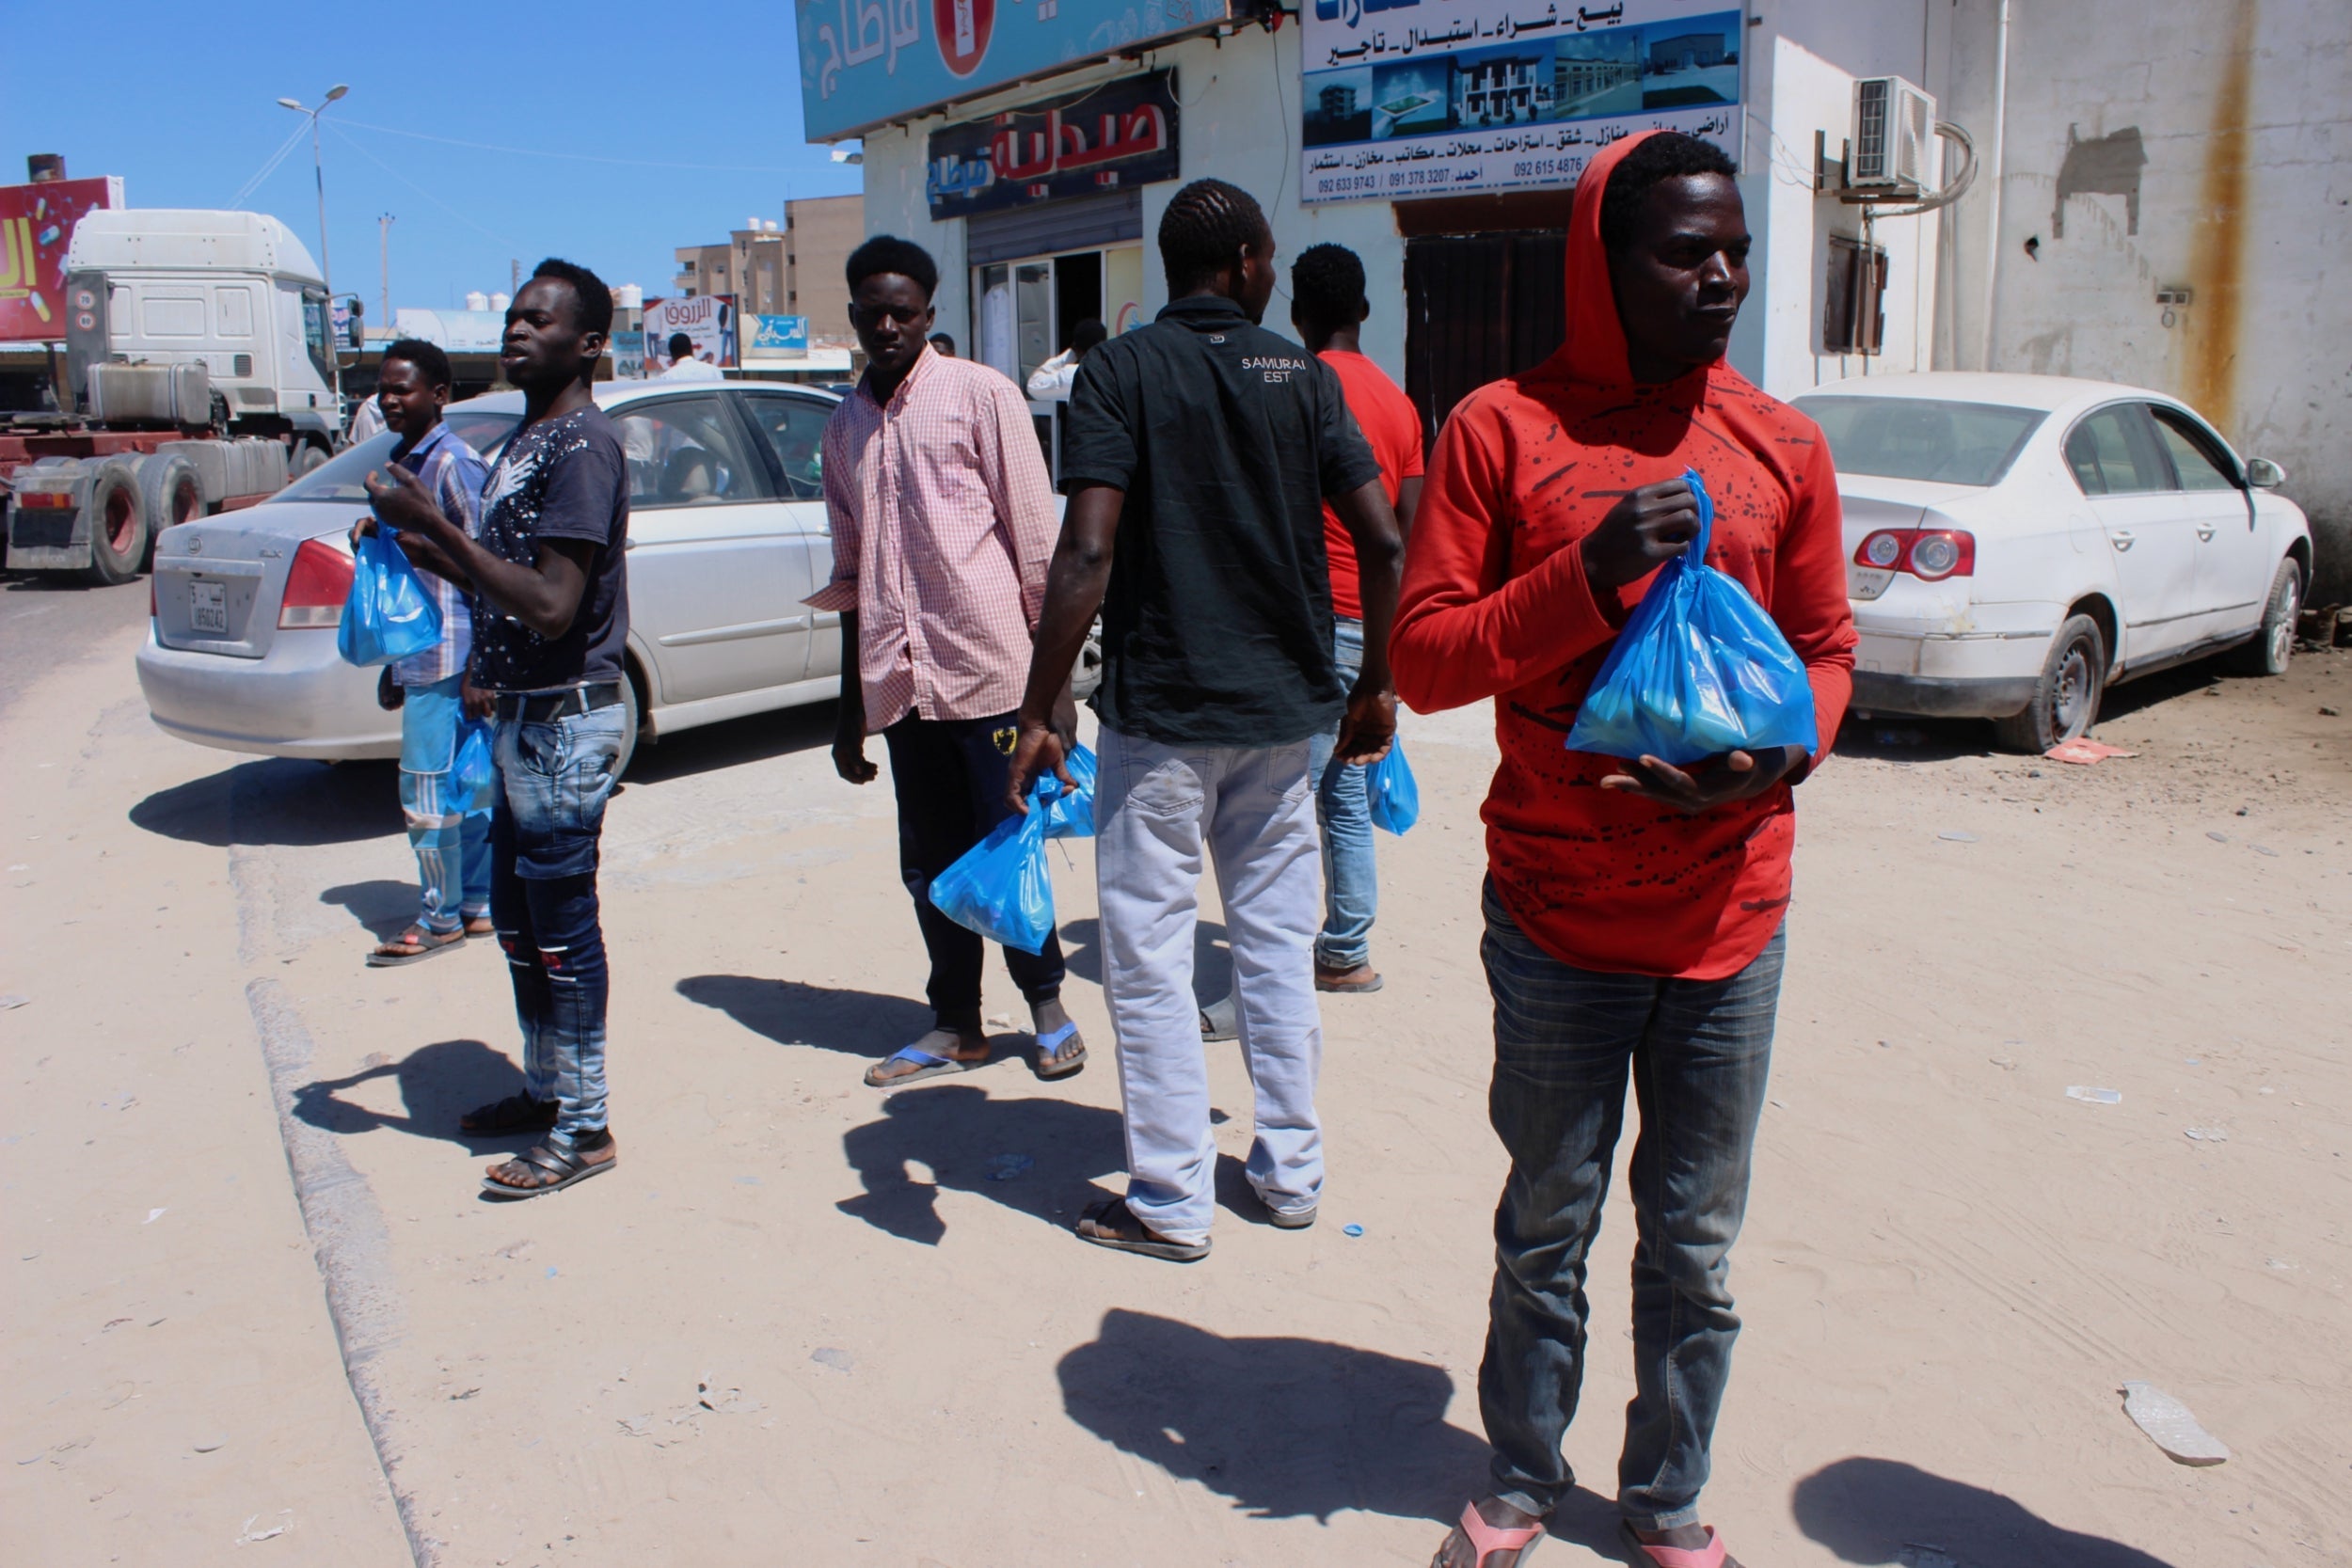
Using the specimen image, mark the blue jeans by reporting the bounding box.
[490,702,626,1139]
[1477,879,1783,1531]
[1303,617,1375,970]
[397,673,490,934]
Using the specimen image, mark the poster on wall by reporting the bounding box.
[797,0,1228,141]
[612,330,646,379]
[644,294,737,371]
[0,176,123,342]
[927,71,1180,219]
[1299,2,1740,205]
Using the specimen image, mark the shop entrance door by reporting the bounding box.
[1402,227,1566,448]
[974,246,1138,480]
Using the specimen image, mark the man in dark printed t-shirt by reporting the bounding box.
[365,257,632,1201]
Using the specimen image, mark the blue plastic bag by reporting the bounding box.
[452,718,499,816]
[1367,738,1420,834]
[1037,742,1097,841]
[930,803,1056,955]
[1564,468,1817,768]
[336,530,442,667]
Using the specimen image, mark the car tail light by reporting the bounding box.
[278,538,354,628]
[1853,529,1975,581]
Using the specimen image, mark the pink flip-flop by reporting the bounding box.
[1618,1521,1727,1568]
[1455,1501,1545,1566]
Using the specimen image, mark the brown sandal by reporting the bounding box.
[368,926,465,967]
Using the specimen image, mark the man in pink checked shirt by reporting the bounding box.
[808,235,1088,1091]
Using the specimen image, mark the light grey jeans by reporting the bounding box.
[1094,722,1327,1245]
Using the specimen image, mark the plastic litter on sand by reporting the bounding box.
[810,1347,854,1372]
[2122,1381,2229,1465]
[1937,830,1979,843]
[2065,1085,2122,1105]
[985,1153,1034,1181]
[2185,1126,2229,1142]
[1342,1224,1365,1238]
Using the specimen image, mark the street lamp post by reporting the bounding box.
[278,85,349,410]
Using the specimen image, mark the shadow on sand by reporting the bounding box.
[1792,1457,2183,1568]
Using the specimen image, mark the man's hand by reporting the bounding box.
[1050,683,1080,752]
[1334,681,1398,765]
[460,677,494,720]
[348,515,377,549]
[1580,479,1702,592]
[1598,744,1807,815]
[833,705,878,784]
[1004,717,1073,816]
[362,464,456,542]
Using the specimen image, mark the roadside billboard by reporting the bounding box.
[1298,1,1740,205]
[644,294,737,372]
[0,176,122,341]
[749,314,810,356]
[797,0,1229,140]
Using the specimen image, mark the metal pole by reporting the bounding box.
[310,111,332,297]
[379,214,393,330]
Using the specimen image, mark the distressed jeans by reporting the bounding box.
[1094,723,1325,1246]
[1303,616,1376,970]
[1478,879,1783,1531]
[491,702,626,1140]
[397,673,490,934]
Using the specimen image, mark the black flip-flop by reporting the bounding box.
[1074,1198,1209,1262]
[482,1139,615,1199]
[367,927,465,968]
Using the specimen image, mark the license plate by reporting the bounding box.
[191,579,227,634]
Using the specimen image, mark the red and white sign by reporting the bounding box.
[643,293,738,371]
[0,177,120,343]
[932,0,993,76]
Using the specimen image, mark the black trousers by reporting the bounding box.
[882,710,1065,1029]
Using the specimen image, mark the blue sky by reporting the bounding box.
[0,0,860,315]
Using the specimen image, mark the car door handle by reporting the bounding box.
[2195,526,2217,541]
[2110,531,2135,551]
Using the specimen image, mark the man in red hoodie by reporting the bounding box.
[1393,134,1854,1568]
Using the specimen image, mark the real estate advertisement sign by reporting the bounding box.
[797,0,1228,140]
[0,176,122,341]
[1299,2,1740,205]
[644,294,738,371]
[926,71,1180,219]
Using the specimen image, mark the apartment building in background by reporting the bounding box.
[670,194,865,333]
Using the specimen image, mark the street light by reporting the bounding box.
[278,85,349,406]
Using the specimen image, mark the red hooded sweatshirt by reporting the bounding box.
[1391,132,1856,982]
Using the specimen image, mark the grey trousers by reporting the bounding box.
[1094,722,1326,1245]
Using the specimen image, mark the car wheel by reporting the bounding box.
[83,462,148,586]
[611,669,643,782]
[1992,613,2106,753]
[2223,558,2302,677]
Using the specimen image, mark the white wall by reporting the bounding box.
[1937,0,2352,593]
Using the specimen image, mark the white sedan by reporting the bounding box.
[1791,372,2312,752]
[137,380,850,778]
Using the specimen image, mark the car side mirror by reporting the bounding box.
[2246,456,2286,488]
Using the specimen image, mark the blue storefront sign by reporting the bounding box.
[927,71,1180,218]
[750,314,811,355]
[797,0,1231,141]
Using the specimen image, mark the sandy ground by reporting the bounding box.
[3,604,2346,1568]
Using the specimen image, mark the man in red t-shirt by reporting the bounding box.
[1394,135,1853,1568]
[1291,243,1422,993]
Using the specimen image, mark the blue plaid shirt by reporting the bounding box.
[387,420,490,687]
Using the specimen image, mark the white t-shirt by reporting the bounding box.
[658,357,724,383]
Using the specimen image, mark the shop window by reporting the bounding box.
[1824,235,1888,356]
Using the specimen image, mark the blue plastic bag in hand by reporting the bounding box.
[1367,738,1421,834]
[452,718,499,816]
[930,802,1057,955]
[1564,468,1817,768]
[1037,742,1097,841]
[336,530,442,667]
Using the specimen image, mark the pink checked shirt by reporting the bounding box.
[806,348,1059,731]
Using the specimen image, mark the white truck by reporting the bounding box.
[3,209,346,583]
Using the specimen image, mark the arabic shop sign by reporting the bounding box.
[1299,0,1740,205]
[749,314,811,355]
[797,0,1230,141]
[928,71,1180,218]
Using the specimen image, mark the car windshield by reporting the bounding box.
[275,410,521,504]
[1795,396,2046,486]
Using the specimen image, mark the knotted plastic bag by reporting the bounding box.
[1037,742,1097,841]
[452,717,499,816]
[930,797,1057,955]
[1565,468,1817,768]
[1367,738,1420,834]
[336,530,443,667]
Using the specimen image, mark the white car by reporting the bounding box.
[1791,372,2312,752]
[137,380,850,778]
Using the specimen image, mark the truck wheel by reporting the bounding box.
[83,463,149,586]
[1991,613,2106,753]
[135,453,204,568]
[2223,558,2302,676]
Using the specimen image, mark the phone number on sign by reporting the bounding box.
[1386,166,1462,189]
[1312,173,1382,196]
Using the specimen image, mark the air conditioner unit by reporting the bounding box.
[1851,75,1934,190]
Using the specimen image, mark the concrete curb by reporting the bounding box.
[244,976,437,1568]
